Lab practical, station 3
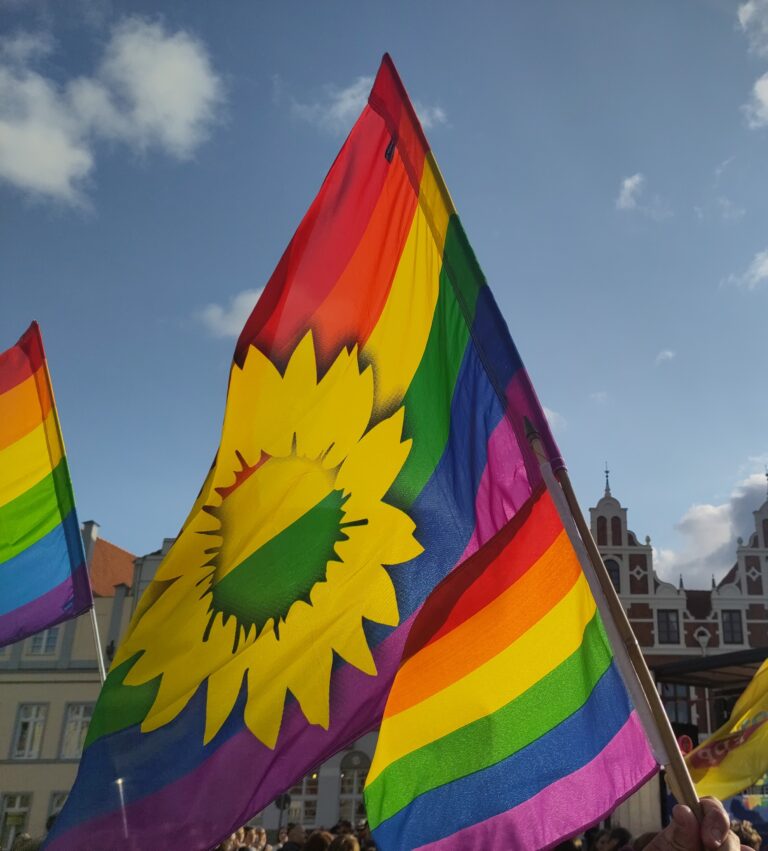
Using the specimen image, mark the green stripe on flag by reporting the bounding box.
[389,216,484,507]
[0,459,74,565]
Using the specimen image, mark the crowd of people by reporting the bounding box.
[213,818,377,851]
[211,802,766,851]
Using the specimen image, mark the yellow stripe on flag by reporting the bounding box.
[0,410,63,508]
[362,168,450,415]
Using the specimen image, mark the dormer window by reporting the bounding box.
[721,610,743,644]
[657,610,680,644]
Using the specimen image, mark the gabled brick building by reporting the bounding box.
[590,475,768,737]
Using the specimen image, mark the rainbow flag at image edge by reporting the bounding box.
[365,485,659,850]
[49,55,657,851]
[0,322,92,647]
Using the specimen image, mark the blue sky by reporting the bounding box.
[2,0,767,586]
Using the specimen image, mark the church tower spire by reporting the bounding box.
[604,462,611,497]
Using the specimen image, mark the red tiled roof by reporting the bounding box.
[90,538,135,597]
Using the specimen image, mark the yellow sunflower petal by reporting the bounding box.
[336,407,411,506]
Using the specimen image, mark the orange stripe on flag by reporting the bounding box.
[307,147,421,363]
[0,365,53,451]
[384,529,582,718]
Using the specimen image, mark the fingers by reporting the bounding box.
[698,798,731,849]
[665,804,702,849]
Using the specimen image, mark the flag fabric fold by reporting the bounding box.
[50,54,648,851]
[686,660,768,800]
[0,322,92,647]
[365,485,659,850]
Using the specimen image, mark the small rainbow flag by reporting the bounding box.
[0,322,92,647]
[365,484,659,849]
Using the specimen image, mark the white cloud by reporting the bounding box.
[714,156,735,181]
[289,75,372,136]
[739,0,768,55]
[616,173,645,210]
[0,19,223,203]
[199,289,263,338]
[745,71,768,127]
[279,73,447,136]
[655,349,676,366]
[716,196,746,221]
[725,247,768,289]
[543,406,566,434]
[654,472,767,585]
[615,172,671,220]
[414,102,447,130]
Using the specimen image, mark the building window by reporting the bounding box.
[657,610,680,645]
[605,559,621,593]
[597,516,607,546]
[49,792,68,821]
[12,704,47,759]
[339,750,371,825]
[661,683,690,724]
[60,704,93,759]
[288,771,318,826]
[721,610,743,645]
[611,517,622,546]
[28,627,60,656]
[0,793,31,850]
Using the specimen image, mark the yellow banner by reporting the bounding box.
[686,660,768,799]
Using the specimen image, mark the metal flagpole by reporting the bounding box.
[88,599,107,684]
[524,418,702,820]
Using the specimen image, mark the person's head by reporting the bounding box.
[234,826,246,844]
[730,820,761,850]
[287,823,306,844]
[553,840,582,851]
[304,830,333,851]
[596,827,632,851]
[328,837,360,851]
[244,827,258,846]
[253,826,268,849]
[278,827,288,842]
[336,821,353,836]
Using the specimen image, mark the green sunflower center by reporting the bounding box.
[207,488,352,648]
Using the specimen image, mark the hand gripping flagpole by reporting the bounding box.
[524,418,702,820]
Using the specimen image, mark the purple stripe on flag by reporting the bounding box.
[45,615,417,850]
[417,712,657,851]
[0,563,91,646]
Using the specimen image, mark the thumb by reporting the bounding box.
[655,805,701,851]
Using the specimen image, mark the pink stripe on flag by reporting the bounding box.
[417,712,658,851]
[458,368,549,563]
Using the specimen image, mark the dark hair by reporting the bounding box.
[328,837,360,851]
[305,831,334,851]
[609,827,632,847]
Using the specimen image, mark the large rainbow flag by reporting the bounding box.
[365,483,659,849]
[50,56,655,850]
[0,322,92,647]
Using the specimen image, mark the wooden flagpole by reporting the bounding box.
[524,419,702,820]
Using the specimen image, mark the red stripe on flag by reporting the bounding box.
[400,484,561,663]
[0,322,46,396]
